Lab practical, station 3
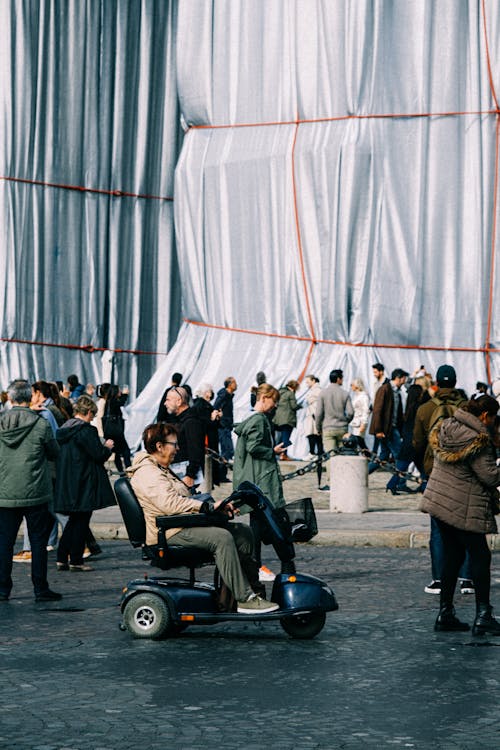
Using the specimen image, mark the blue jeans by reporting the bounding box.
[0,504,54,597]
[430,515,472,581]
[218,428,234,461]
[368,428,402,474]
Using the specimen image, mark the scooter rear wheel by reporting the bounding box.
[123,593,171,639]
[280,611,326,639]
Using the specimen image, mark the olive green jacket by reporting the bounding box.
[233,412,285,509]
[0,407,59,507]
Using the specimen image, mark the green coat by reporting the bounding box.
[0,407,59,507]
[233,412,285,509]
[273,387,301,428]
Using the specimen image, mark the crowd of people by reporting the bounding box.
[1,363,500,635]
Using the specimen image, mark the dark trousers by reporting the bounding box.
[0,504,53,596]
[57,511,93,566]
[218,428,234,461]
[112,434,131,473]
[307,434,324,455]
[435,518,491,609]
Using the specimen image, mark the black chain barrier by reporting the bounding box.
[205,445,424,487]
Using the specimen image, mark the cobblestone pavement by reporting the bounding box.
[1,541,500,749]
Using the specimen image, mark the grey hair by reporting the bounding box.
[194,382,214,399]
[171,385,189,405]
[351,378,366,392]
[7,379,32,404]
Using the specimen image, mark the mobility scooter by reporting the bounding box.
[115,478,338,640]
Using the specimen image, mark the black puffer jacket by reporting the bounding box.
[420,408,500,534]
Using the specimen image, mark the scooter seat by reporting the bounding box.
[143,542,215,569]
[115,476,218,574]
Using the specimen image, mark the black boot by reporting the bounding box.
[434,605,470,632]
[472,604,500,636]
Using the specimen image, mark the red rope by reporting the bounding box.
[485,115,500,383]
[189,109,498,132]
[183,319,500,355]
[0,337,167,357]
[291,119,316,344]
[481,0,500,112]
[481,0,500,382]
[0,176,173,202]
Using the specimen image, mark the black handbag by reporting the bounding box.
[102,406,124,440]
[285,497,318,542]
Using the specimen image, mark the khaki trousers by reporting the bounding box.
[170,522,256,603]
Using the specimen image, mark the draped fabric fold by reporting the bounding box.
[0,0,181,393]
[1,1,500,447]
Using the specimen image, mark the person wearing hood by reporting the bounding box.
[0,379,61,602]
[127,421,279,614]
[53,395,115,571]
[421,395,500,635]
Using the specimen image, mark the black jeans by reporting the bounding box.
[0,504,53,596]
[307,434,324,455]
[112,434,131,473]
[435,517,491,608]
[57,511,93,566]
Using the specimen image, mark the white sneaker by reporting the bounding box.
[259,565,276,582]
[237,594,279,614]
[424,580,441,594]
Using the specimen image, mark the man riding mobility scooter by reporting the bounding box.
[115,479,338,639]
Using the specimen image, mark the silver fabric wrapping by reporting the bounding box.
[0,1,499,448]
[0,0,181,393]
[128,0,500,445]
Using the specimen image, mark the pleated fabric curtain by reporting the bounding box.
[127,0,500,446]
[0,0,182,393]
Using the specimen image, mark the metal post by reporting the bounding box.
[201,453,213,493]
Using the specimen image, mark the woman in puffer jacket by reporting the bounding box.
[420,395,500,635]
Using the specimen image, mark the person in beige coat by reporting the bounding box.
[420,395,500,635]
[127,422,279,615]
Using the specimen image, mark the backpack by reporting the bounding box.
[427,396,459,435]
[424,395,463,472]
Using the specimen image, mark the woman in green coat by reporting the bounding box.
[233,384,287,578]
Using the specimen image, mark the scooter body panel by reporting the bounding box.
[272,572,338,613]
[121,570,337,625]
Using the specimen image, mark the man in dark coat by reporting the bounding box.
[156,373,192,423]
[214,377,237,461]
[368,367,408,473]
[164,386,205,489]
[0,379,61,602]
[53,395,116,570]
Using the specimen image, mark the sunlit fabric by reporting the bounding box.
[0,0,181,393]
[128,0,500,446]
[1,2,499,448]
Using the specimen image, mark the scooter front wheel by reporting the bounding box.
[280,611,326,639]
[123,593,171,639]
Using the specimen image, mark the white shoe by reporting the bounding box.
[259,565,276,582]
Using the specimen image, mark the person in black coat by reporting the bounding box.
[102,384,131,473]
[52,395,115,571]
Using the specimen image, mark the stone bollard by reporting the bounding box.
[201,453,213,494]
[330,453,368,513]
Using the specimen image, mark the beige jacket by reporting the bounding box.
[127,451,204,544]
